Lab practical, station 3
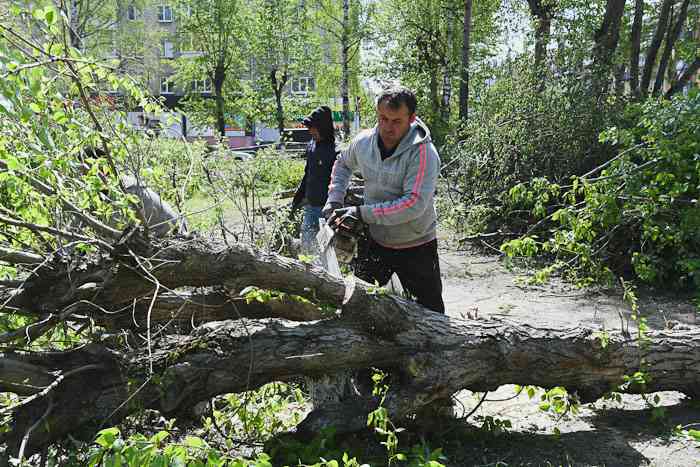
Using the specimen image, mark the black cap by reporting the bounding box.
[303,105,333,128]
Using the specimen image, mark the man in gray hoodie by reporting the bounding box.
[324,86,444,313]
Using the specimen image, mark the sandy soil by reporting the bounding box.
[436,241,699,467]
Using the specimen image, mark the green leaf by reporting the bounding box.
[149,430,170,445]
[3,155,22,171]
[184,435,206,448]
[52,110,68,124]
[688,429,700,441]
[44,9,55,24]
[94,427,120,448]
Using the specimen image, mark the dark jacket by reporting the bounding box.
[293,140,337,208]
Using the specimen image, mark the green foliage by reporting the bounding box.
[442,59,621,207]
[496,92,700,290]
[367,0,501,143]
[0,2,166,259]
[474,415,512,437]
[206,383,306,441]
[538,387,580,419]
[86,426,275,466]
[129,137,208,212]
[193,146,303,246]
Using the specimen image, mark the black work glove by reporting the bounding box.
[322,201,342,220]
[328,206,363,233]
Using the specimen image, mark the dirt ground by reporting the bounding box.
[436,238,699,467]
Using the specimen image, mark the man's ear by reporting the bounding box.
[409,114,416,123]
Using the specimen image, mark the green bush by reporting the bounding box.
[500,91,700,289]
[133,137,209,210]
[441,60,624,207]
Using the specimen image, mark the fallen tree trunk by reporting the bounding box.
[1,235,699,461]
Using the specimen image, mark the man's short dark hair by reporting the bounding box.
[376,86,417,115]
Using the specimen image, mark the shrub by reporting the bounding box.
[500,91,700,289]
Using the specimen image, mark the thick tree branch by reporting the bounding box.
[0,247,45,265]
[640,0,673,96]
[653,0,690,96]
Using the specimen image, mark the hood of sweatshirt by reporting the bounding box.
[374,116,432,158]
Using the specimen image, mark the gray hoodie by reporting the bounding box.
[327,117,440,248]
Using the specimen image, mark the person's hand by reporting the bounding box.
[322,202,342,219]
[328,206,363,233]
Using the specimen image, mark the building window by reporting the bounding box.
[192,78,211,93]
[161,39,174,58]
[127,5,136,20]
[160,77,173,94]
[291,76,315,95]
[158,5,173,22]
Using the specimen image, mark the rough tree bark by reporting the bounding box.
[629,0,644,95]
[592,0,627,96]
[526,0,555,85]
[1,234,699,462]
[459,0,472,121]
[341,0,351,137]
[640,0,673,97]
[653,0,691,96]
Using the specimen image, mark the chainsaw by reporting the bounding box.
[316,213,360,303]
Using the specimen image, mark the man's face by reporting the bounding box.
[308,126,321,142]
[377,101,415,150]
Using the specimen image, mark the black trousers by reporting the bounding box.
[358,238,445,314]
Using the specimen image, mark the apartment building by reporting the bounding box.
[113,3,331,146]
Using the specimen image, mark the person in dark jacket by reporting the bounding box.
[292,106,337,253]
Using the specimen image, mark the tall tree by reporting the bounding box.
[58,0,121,49]
[313,0,373,138]
[176,0,250,137]
[640,0,673,96]
[526,0,555,82]
[653,0,691,95]
[459,0,472,121]
[592,0,627,78]
[628,0,644,95]
[251,0,317,135]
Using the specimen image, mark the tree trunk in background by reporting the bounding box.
[459,0,472,121]
[653,0,690,96]
[629,0,644,95]
[527,0,554,84]
[614,64,626,96]
[341,0,351,138]
[214,66,226,138]
[665,55,700,98]
[441,68,452,122]
[430,65,440,120]
[270,68,288,136]
[640,0,673,96]
[592,0,627,92]
[441,17,453,123]
[68,0,82,49]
